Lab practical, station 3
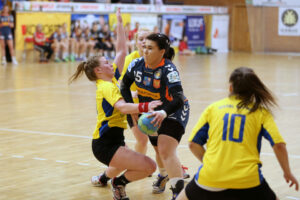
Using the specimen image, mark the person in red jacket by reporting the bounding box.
[33,24,53,62]
[178,36,195,56]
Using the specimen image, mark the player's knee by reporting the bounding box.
[158,148,172,161]
[145,157,156,174]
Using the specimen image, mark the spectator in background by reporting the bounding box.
[179,36,195,56]
[84,26,96,58]
[0,5,17,65]
[51,25,69,62]
[33,24,53,62]
[102,24,114,59]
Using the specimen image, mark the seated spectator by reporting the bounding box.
[179,36,195,56]
[33,24,53,62]
[101,24,114,59]
[84,27,96,58]
[50,25,69,62]
[91,23,104,56]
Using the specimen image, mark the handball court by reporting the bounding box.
[0,52,299,200]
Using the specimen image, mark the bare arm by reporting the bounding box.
[188,142,206,163]
[113,8,127,75]
[273,143,299,191]
[114,99,162,114]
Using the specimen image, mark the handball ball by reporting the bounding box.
[138,113,159,136]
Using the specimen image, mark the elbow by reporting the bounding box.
[273,142,286,151]
[188,141,197,151]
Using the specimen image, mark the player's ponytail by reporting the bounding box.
[69,55,100,84]
[146,33,175,61]
[229,67,277,113]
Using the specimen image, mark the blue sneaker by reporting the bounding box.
[152,174,169,194]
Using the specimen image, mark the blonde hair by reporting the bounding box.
[134,28,151,43]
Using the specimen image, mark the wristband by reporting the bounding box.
[138,102,149,113]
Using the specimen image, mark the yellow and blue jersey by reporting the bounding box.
[119,51,140,96]
[92,63,126,139]
[189,96,285,189]
[0,15,13,28]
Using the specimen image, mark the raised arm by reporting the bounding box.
[273,143,299,191]
[113,8,127,75]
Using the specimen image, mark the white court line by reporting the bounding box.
[1,127,300,159]
[56,160,69,164]
[11,155,24,158]
[286,196,300,200]
[77,162,90,166]
[33,157,47,161]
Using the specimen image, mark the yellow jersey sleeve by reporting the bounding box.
[261,110,285,146]
[188,105,211,145]
[119,51,140,81]
[101,81,123,106]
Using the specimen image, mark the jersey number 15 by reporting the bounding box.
[222,113,246,143]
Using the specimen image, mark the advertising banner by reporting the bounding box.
[210,15,229,52]
[71,14,108,30]
[130,14,158,32]
[16,12,71,50]
[185,16,205,50]
[161,15,186,43]
[109,13,131,31]
[278,7,300,36]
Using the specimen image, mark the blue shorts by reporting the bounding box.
[0,27,13,40]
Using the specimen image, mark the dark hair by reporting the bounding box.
[146,33,175,61]
[69,55,101,83]
[229,67,277,113]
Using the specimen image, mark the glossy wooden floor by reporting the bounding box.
[0,52,299,200]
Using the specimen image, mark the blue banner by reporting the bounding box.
[185,16,205,50]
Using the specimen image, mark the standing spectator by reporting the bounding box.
[0,5,17,65]
[33,24,53,62]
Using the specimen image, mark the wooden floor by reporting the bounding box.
[0,52,299,200]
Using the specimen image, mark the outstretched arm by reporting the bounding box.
[113,8,127,76]
[114,99,162,114]
[273,143,299,191]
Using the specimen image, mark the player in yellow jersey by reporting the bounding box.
[177,67,299,200]
[69,9,161,200]
[119,28,152,155]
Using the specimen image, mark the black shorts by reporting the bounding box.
[185,178,276,200]
[149,118,185,146]
[0,27,12,40]
[92,127,125,166]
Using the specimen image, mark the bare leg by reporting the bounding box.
[177,189,188,200]
[132,125,148,154]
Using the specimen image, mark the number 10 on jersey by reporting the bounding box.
[222,113,246,143]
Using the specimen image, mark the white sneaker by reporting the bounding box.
[12,58,18,65]
[91,173,107,187]
[1,57,7,65]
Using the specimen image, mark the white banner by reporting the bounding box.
[14,1,228,14]
[130,14,158,32]
[210,15,229,52]
[278,7,300,36]
[253,0,300,6]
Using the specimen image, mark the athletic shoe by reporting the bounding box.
[1,57,7,65]
[62,57,69,62]
[152,174,169,194]
[91,173,107,187]
[54,58,61,62]
[12,58,18,65]
[170,179,184,200]
[111,178,130,200]
[182,165,190,179]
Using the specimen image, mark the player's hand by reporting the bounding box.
[116,8,122,23]
[131,91,138,98]
[284,172,299,191]
[148,110,167,127]
[148,100,162,112]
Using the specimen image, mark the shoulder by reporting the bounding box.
[127,57,144,72]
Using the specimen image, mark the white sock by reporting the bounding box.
[170,177,183,188]
[159,168,167,177]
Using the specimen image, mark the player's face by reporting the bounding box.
[98,56,114,78]
[136,31,150,56]
[144,40,165,67]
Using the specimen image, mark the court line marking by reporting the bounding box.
[287,196,300,200]
[1,127,300,159]
[1,151,298,199]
